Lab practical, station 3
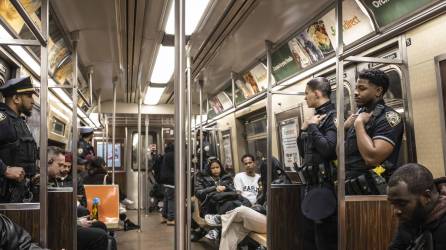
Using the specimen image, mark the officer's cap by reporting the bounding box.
[80,127,94,134]
[0,76,38,97]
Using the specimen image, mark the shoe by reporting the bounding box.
[191,228,206,242]
[166,220,175,226]
[124,220,140,231]
[160,214,167,224]
[122,198,135,206]
[204,229,220,241]
[205,214,221,227]
[119,204,127,214]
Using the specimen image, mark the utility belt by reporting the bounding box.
[295,162,335,186]
[0,177,34,203]
[345,165,388,195]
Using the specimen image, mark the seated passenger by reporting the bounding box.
[59,153,87,205]
[387,163,446,250]
[345,69,404,195]
[83,157,139,231]
[234,154,261,206]
[0,213,43,250]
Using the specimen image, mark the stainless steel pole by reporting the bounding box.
[145,115,149,215]
[71,31,79,250]
[137,82,142,231]
[199,81,203,172]
[186,51,192,250]
[265,40,273,250]
[112,80,117,184]
[335,0,346,249]
[174,0,186,247]
[105,116,109,165]
[10,0,47,46]
[88,67,94,107]
[39,0,49,246]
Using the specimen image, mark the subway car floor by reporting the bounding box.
[116,210,212,249]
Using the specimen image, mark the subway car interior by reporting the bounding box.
[1,0,446,249]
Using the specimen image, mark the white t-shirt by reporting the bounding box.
[234,172,261,205]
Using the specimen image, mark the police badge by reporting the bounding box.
[0,112,6,122]
[385,111,401,127]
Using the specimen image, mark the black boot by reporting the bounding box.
[191,228,206,242]
[124,219,140,231]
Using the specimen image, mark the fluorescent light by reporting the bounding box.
[165,0,210,35]
[144,86,165,105]
[150,45,174,83]
[90,113,102,128]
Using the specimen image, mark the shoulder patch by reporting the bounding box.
[0,112,6,122]
[78,148,83,154]
[385,111,401,127]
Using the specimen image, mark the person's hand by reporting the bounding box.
[308,114,327,125]
[354,112,372,126]
[78,217,92,228]
[344,114,358,129]
[301,120,309,130]
[4,166,25,182]
[31,174,40,186]
[216,186,226,192]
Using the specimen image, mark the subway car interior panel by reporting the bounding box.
[2,0,446,249]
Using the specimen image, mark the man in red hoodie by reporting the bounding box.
[387,163,446,250]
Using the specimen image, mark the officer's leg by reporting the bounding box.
[302,215,317,250]
[77,226,108,250]
[314,214,337,250]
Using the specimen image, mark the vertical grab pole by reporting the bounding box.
[71,31,80,250]
[39,0,49,246]
[186,48,192,250]
[335,0,346,249]
[265,40,273,250]
[105,116,109,166]
[145,116,149,215]
[112,79,117,184]
[199,81,203,172]
[174,0,186,247]
[137,81,142,231]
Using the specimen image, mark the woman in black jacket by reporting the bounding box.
[195,159,236,216]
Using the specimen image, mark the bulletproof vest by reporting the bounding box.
[0,107,37,177]
[345,103,386,172]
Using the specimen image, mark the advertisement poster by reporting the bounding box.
[359,0,436,27]
[222,134,233,169]
[249,63,274,91]
[97,142,121,168]
[271,43,300,82]
[296,31,324,63]
[288,38,312,69]
[280,118,300,171]
[235,78,255,99]
[306,20,334,56]
[0,0,41,34]
[320,0,375,46]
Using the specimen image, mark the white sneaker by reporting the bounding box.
[205,214,221,227]
[122,198,135,205]
[205,229,220,240]
[120,204,127,213]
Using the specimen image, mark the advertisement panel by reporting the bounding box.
[271,43,301,82]
[280,118,300,171]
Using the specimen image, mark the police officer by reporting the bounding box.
[297,77,337,250]
[345,68,403,195]
[0,76,38,203]
[78,127,95,160]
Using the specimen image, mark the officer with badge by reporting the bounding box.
[297,77,337,250]
[78,127,95,161]
[0,76,38,203]
[344,68,403,195]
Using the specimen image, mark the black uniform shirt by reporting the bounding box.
[0,103,25,176]
[345,99,404,176]
[297,101,337,164]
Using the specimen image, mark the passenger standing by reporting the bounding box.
[234,154,260,206]
[0,76,38,203]
[78,127,95,161]
[159,143,175,225]
[297,77,337,250]
[345,69,404,195]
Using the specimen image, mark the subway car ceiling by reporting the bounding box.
[1,0,446,173]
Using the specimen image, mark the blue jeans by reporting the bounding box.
[162,186,175,221]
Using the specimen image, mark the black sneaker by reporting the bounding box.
[124,220,140,231]
[191,228,207,242]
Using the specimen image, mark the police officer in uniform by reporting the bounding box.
[297,77,337,250]
[345,68,404,195]
[78,127,95,160]
[0,76,38,203]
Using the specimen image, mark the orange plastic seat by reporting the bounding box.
[84,185,120,229]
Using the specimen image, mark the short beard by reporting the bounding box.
[20,106,32,117]
[408,201,429,226]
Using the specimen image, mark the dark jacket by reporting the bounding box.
[195,166,235,215]
[159,144,175,186]
[0,214,43,250]
[82,168,110,185]
[389,184,446,250]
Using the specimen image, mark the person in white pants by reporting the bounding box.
[206,205,266,250]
